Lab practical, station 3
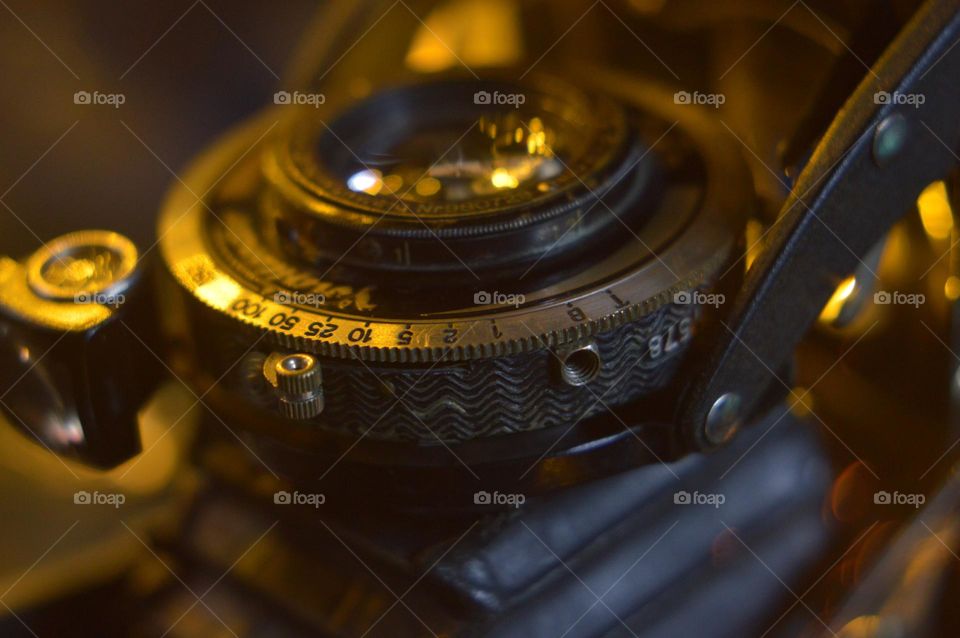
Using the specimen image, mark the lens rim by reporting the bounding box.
[267,76,630,226]
[159,80,747,363]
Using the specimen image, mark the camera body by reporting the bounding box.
[4,1,960,636]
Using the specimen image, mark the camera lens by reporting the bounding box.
[158,68,748,476]
[263,77,648,275]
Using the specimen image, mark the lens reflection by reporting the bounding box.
[342,112,566,203]
[296,78,625,217]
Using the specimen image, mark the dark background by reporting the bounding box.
[0,0,319,257]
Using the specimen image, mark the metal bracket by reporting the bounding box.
[680,0,960,449]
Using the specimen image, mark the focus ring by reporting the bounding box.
[211,300,698,443]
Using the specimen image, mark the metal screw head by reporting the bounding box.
[873,114,909,166]
[704,392,742,446]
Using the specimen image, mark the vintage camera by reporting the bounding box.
[3,1,960,636]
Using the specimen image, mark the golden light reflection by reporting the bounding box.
[744,219,763,270]
[837,615,888,638]
[345,170,408,197]
[946,275,960,301]
[903,535,951,585]
[917,180,953,240]
[491,167,520,189]
[347,169,383,195]
[195,275,242,309]
[383,174,404,193]
[405,0,523,72]
[415,177,442,197]
[525,117,549,156]
[819,276,857,324]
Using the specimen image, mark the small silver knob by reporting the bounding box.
[274,353,324,420]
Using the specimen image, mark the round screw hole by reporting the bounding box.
[560,343,602,386]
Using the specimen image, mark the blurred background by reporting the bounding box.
[0,0,319,256]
